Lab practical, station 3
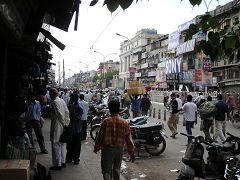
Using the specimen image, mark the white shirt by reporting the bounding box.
[182,102,197,122]
[79,100,89,121]
[176,98,182,110]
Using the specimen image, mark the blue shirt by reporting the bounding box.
[131,97,142,111]
[68,102,83,133]
[26,100,41,121]
[215,100,229,121]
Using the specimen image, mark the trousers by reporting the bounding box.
[168,113,179,134]
[51,142,65,166]
[101,146,123,180]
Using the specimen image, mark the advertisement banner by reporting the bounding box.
[183,70,195,83]
[156,67,166,82]
[202,57,212,71]
[176,39,195,55]
[178,18,196,32]
[195,69,202,81]
[165,56,182,75]
[168,31,180,50]
[202,71,213,86]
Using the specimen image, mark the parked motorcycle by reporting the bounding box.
[177,132,240,180]
[90,115,149,141]
[130,122,167,156]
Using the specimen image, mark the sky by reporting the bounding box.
[50,0,231,80]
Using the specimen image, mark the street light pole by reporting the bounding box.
[116,32,135,88]
[94,51,117,89]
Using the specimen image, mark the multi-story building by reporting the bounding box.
[138,34,169,87]
[98,60,119,88]
[118,29,160,88]
[119,0,240,92]
[210,0,240,92]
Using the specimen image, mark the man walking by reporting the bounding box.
[182,95,198,144]
[79,94,89,140]
[140,94,151,116]
[168,93,179,138]
[213,94,229,143]
[199,96,215,143]
[49,88,70,170]
[94,100,135,180]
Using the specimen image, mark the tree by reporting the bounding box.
[92,74,100,85]
[90,0,240,62]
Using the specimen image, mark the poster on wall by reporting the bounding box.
[203,57,212,71]
[195,69,202,81]
[156,67,166,82]
[202,71,213,86]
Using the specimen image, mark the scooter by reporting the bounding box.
[177,132,240,180]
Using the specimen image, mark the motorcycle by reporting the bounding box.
[177,132,240,180]
[90,115,149,141]
[130,122,167,156]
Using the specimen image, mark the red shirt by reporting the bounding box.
[94,115,135,156]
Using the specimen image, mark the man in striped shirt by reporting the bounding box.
[94,100,135,180]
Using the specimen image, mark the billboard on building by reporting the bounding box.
[168,31,180,50]
[165,56,182,75]
[195,69,202,81]
[203,57,212,71]
[178,18,196,32]
[156,67,166,82]
[183,70,195,83]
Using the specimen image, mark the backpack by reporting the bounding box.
[199,102,216,119]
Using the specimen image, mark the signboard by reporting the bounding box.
[165,56,182,75]
[135,72,141,78]
[141,63,148,69]
[195,69,202,81]
[176,39,195,55]
[148,71,157,77]
[183,70,195,83]
[178,18,196,32]
[203,57,212,71]
[156,67,166,82]
[168,31,180,50]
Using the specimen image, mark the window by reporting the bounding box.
[233,16,239,26]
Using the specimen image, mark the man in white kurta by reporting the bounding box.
[49,88,70,170]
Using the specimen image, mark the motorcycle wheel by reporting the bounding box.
[90,117,100,128]
[145,136,166,156]
[90,124,101,141]
[87,115,92,126]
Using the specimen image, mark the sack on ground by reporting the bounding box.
[199,102,216,119]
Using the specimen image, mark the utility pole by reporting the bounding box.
[63,59,65,87]
[58,61,61,87]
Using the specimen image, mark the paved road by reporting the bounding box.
[121,114,240,180]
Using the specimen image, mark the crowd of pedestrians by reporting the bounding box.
[7,85,240,180]
[166,90,239,145]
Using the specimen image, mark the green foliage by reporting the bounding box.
[90,0,135,12]
[103,70,119,80]
[189,0,202,6]
[92,74,100,84]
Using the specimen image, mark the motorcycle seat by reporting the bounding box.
[132,123,163,132]
[220,142,235,151]
[130,116,148,125]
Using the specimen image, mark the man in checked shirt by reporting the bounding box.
[94,100,135,180]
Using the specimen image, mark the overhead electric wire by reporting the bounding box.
[78,8,122,61]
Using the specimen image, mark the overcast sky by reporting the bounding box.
[50,0,231,79]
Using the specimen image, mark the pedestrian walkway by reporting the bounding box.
[35,118,125,180]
